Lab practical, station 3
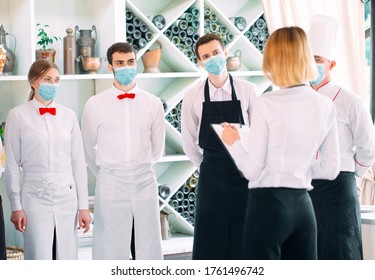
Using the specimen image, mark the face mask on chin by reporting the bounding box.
[203,55,226,76]
[310,63,326,86]
[114,66,138,86]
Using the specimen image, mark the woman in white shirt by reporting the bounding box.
[4,60,91,260]
[222,26,340,259]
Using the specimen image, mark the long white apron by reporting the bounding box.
[92,166,162,260]
[21,172,78,260]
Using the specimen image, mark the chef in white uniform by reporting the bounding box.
[81,42,165,260]
[4,60,91,260]
[0,136,6,260]
[222,26,340,259]
[308,15,375,260]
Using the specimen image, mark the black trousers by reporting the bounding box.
[0,195,6,260]
[242,188,317,260]
[310,172,363,260]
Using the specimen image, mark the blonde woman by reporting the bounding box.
[222,26,340,259]
[4,60,91,260]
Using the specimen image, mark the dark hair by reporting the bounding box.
[194,33,224,60]
[106,42,137,65]
[27,60,59,101]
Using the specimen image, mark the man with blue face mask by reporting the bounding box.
[81,42,165,260]
[308,15,375,260]
[181,34,259,259]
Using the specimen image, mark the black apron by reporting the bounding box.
[192,75,248,260]
[310,172,363,260]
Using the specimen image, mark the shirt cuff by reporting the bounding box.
[11,199,22,212]
[78,199,89,210]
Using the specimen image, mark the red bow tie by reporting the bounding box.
[39,107,56,115]
[117,93,136,100]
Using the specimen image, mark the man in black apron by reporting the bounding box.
[181,34,258,259]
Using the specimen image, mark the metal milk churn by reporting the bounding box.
[63,28,77,74]
[75,25,97,73]
[0,25,16,75]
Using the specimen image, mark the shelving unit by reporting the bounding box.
[0,0,271,250]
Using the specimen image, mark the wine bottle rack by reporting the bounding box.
[169,170,199,226]
[165,100,182,133]
[203,4,235,47]
[0,0,270,247]
[245,14,269,53]
[126,8,154,52]
[163,6,200,64]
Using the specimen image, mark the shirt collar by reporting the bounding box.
[111,83,138,96]
[208,75,231,98]
[30,98,56,111]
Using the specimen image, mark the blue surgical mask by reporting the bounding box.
[38,83,60,101]
[114,66,137,85]
[310,63,325,86]
[203,55,226,76]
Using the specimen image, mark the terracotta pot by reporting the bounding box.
[36,50,56,62]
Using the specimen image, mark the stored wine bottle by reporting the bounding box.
[179,30,187,40]
[169,199,179,209]
[188,7,200,18]
[126,23,135,34]
[235,16,247,31]
[182,199,190,208]
[204,5,211,16]
[176,191,184,201]
[152,15,166,30]
[133,30,142,39]
[171,36,180,46]
[184,37,193,47]
[164,29,173,39]
[158,184,170,199]
[225,33,234,42]
[219,25,228,35]
[188,204,196,214]
[204,19,211,29]
[251,37,260,47]
[256,18,266,30]
[209,23,219,33]
[181,12,194,23]
[191,20,200,29]
[144,31,153,42]
[140,23,148,33]
[184,49,194,60]
[177,19,188,30]
[171,24,180,35]
[126,9,133,21]
[188,192,196,202]
[186,26,195,36]
[209,13,218,23]
[134,38,147,49]
[244,30,253,40]
[132,16,142,27]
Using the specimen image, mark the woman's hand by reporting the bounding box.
[222,122,241,146]
[78,209,92,234]
[10,210,27,233]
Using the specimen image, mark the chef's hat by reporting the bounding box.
[308,14,339,61]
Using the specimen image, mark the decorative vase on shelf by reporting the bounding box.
[63,28,77,74]
[35,49,56,62]
[141,41,162,73]
[75,25,97,74]
[0,45,6,75]
[0,25,16,75]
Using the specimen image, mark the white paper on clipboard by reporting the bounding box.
[211,123,250,155]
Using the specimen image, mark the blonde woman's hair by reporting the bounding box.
[262,26,317,88]
[27,60,59,101]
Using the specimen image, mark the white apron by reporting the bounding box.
[21,171,78,260]
[92,165,162,260]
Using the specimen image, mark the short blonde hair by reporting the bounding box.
[262,26,316,87]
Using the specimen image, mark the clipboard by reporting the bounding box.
[211,123,250,155]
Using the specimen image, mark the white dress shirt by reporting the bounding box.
[4,99,88,211]
[81,85,165,176]
[230,86,340,190]
[316,81,375,177]
[181,76,259,168]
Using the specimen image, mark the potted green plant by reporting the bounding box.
[35,23,62,62]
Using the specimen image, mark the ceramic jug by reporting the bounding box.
[0,25,16,75]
